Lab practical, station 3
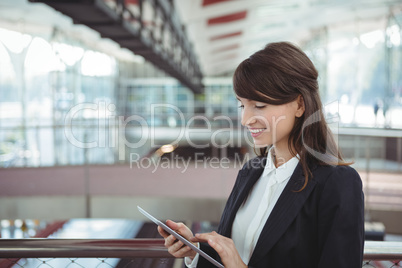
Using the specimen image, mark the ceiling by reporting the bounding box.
[0,0,401,79]
[0,0,144,62]
[174,0,402,76]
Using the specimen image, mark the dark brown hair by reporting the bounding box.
[233,42,349,191]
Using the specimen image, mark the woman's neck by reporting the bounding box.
[272,145,295,168]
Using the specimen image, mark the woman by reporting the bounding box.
[158,42,364,268]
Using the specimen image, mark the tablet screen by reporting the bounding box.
[137,206,224,268]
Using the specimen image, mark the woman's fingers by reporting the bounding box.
[167,238,184,253]
[166,220,193,238]
[206,238,225,256]
[174,245,193,257]
[157,220,197,259]
[193,232,226,255]
[192,232,247,268]
[157,226,169,238]
[165,234,197,259]
[192,231,219,243]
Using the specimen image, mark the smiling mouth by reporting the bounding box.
[249,128,265,134]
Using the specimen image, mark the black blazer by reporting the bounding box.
[197,157,365,268]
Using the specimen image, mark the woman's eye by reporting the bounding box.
[238,105,244,109]
[255,105,266,109]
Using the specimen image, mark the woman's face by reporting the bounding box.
[237,96,303,150]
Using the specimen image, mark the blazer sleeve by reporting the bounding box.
[317,166,365,268]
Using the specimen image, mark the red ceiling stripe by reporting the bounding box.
[207,10,247,25]
[202,0,231,6]
[125,0,138,4]
[211,44,239,53]
[210,31,242,41]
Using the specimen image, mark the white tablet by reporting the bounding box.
[137,206,224,268]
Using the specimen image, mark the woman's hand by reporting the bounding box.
[157,220,197,260]
[191,231,247,268]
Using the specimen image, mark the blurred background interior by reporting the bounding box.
[0,0,401,267]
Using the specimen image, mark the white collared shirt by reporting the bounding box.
[185,148,299,267]
[232,148,299,264]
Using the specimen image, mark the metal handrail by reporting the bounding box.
[0,239,171,259]
[364,241,402,260]
[0,239,401,260]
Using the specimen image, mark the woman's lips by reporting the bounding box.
[248,128,265,138]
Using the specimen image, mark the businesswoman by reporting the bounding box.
[158,42,365,268]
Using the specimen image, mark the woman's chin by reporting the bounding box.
[254,141,270,148]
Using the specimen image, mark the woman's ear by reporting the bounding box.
[295,95,305,117]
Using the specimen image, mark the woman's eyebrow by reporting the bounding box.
[236,97,249,102]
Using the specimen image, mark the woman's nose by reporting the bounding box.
[241,107,257,126]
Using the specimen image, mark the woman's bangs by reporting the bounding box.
[233,59,287,105]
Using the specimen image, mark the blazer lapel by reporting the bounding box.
[248,163,318,265]
[219,157,266,237]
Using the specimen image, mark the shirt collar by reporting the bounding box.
[261,147,299,183]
